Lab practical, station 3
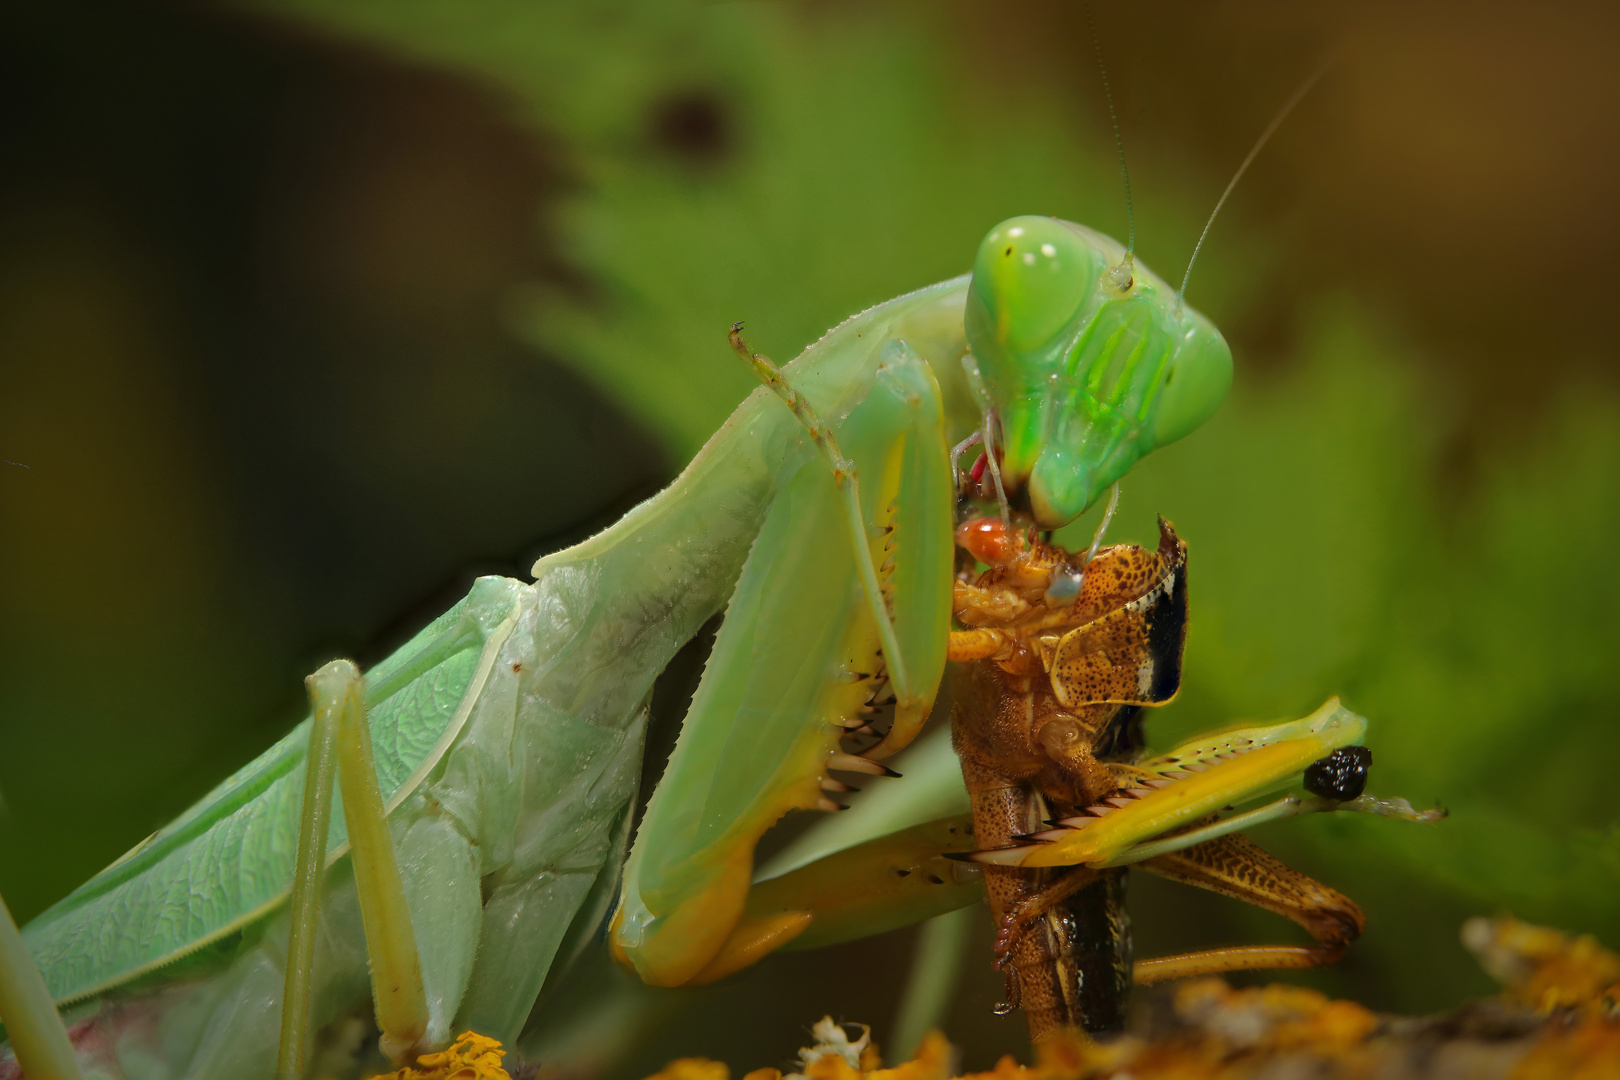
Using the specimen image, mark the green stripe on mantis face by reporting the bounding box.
[965,215,1233,527]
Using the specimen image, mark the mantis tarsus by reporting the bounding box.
[0,209,1437,1079]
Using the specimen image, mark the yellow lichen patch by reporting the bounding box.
[1511,1016,1620,1080]
[645,1059,733,1080]
[1459,917,1620,1080]
[366,1031,510,1080]
[1464,914,1620,1017]
[865,1031,956,1080]
[642,1023,1126,1080]
[1171,979,1379,1055]
[643,932,1620,1080]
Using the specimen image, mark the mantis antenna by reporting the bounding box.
[1177,63,1331,312]
[1084,0,1136,289]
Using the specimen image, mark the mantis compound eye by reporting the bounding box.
[1304,745,1372,801]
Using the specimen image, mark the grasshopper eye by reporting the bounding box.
[1304,746,1372,801]
[1042,569,1083,607]
[956,516,1020,566]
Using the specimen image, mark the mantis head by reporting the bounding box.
[965,215,1233,528]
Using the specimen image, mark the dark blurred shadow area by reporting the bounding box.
[0,0,665,923]
[0,0,1616,1075]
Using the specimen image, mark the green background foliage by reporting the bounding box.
[1,0,1616,1073]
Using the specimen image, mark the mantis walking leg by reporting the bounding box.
[1133,832,1364,984]
[0,891,82,1080]
[278,661,429,1077]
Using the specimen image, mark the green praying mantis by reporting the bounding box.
[0,206,1441,1080]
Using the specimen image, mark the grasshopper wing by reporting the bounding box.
[1050,517,1188,709]
[613,341,951,988]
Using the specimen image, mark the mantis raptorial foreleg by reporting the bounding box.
[728,323,918,746]
[612,329,952,988]
[277,661,429,1077]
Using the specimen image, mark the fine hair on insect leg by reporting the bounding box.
[950,431,982,495]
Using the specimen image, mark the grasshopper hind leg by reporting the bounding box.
[996,867,1132,1038]
[1133,832,1365,985]
[965,769,1132,1039]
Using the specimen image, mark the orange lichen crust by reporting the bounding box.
[1465,914,1620,1017]
[366,1030,511,1080]
[1464,915,1620,1080]
[640,985,1374,1080]
[647,1029,970,1080]
[645,956,1620,1080]
[1511,1019,1620,1080]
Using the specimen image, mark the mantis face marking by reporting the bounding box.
[965,216,1233,527]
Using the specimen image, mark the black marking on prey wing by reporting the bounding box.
[1140,564,1187,703]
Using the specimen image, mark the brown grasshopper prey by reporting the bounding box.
[946,513,1442,1040]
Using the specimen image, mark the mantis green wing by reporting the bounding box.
[18,581,518,1009]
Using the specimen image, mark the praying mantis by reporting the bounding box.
[0,206,1439,1079]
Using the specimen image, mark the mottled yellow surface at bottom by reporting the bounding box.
[366,1031,510,1080]
[644,916,1620,1080]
